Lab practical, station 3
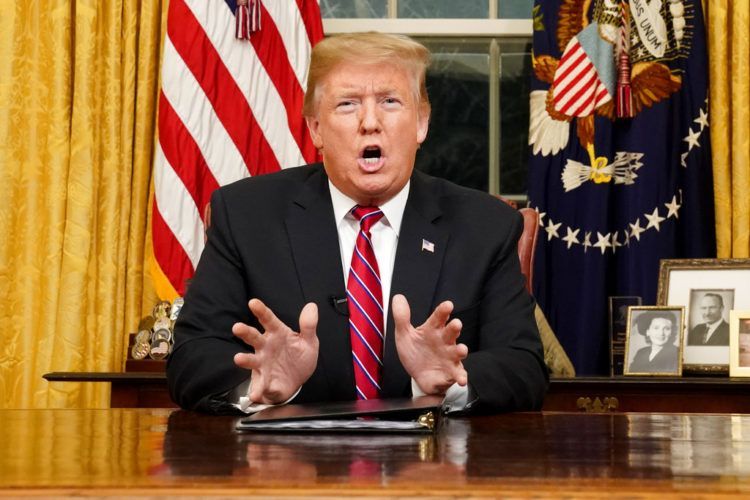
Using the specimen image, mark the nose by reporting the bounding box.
[359,100,381,134]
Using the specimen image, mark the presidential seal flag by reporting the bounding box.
[528,0,715,374]
[150,0,324,299]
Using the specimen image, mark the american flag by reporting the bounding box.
[151,0,323,299]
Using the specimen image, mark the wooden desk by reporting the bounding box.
[2,409,750,497]
[44,371,175,408]
[44,372,750,413]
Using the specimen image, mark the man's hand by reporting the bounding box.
[392,294,468,395]
[232,299,319,405]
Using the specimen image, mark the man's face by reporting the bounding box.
[306,62,429,206]
[699,295,723,323]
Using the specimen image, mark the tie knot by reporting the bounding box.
[352,206,384,232]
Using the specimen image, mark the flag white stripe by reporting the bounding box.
[153,145,205,267]
[555,43,585,79]
[263,0,312,91]
[554,62,593,100]
[555,66,596,111]
[186,0,306,170]
[161,36,249,185]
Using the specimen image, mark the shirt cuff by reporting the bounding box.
[231,376,301,414]
[411,379,477,414]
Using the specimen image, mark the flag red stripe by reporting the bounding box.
[554,59,593,102]
[559,71,598,115]
[168,0,280,175]
[158,92,221,213]
[250,3,317,162]
[554,46,587,87]
[595,86,610,104]
[296,0,324,51]
[152,199,195,296]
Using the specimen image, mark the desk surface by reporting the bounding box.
[2,409,750,497]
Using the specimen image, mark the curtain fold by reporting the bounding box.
[708,0,750,258]
[0,1,163,408]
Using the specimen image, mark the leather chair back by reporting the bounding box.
[517,207,538,295]
[494,197,538,295]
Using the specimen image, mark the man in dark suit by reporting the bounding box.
[687,293,730,346]
[167,32,548,414]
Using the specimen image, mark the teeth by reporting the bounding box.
[363,157,380,164]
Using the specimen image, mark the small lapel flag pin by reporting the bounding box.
[421,239,435,253]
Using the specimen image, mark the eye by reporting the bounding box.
[382,97,401,107]
[336,100,357,111]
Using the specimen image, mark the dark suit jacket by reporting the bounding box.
[628,345,680,373]
[687,320,730,346]
[166,164,548,413]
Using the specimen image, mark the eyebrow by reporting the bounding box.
[332,85,403,98]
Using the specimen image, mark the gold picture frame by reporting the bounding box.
[657,258,750,374]
[729,310,750,378]
[624,306,684,377]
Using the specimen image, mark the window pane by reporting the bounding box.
[320,0,387,18]
[498,40,532,197]
[498,0,533,19]
[415,39,491,192]
[399,0,488,19]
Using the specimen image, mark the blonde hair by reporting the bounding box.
[302,32,431,116]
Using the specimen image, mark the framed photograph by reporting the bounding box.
[624,306,684,376]
[608,296,642,375]
[657,258,750,374]
[729,310,750,377]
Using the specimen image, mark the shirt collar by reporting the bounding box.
[328,180,410,233]
[706,318,723,329]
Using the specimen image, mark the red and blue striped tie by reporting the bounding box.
[348,206,385,400]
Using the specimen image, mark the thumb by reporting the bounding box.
[391,294,412,332]
[299,302,318,338]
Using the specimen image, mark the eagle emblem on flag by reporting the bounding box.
[529,0,690,191]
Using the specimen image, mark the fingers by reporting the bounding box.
[456,343,469,360]
[391,294,412,331]
[232,322,264,348]
[443,318,462,343]
[248,298,284,333]
[233,351,260,370]
[424,300,454,330]
[298,302,319,338]
[453,364,468,386]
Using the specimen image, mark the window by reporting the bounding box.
[321,1,533,201]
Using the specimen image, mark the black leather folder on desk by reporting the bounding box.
[236,395,443,433]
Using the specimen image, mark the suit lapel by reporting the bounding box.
[285,167,354,398]
[382,172,449,397]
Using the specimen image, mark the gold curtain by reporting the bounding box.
[0,1,164,408]
[707,0,750,258]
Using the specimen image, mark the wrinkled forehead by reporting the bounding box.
[313,61,421,102]
[327,61,413,83]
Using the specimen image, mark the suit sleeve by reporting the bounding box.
[462,209,549,412]
[166,189,253,413]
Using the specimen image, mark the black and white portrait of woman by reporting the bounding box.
[625,308,684,376]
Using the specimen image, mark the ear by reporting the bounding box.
[416,105,430,144]
[306,115,324,149]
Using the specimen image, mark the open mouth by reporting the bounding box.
[361,146,382,165]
